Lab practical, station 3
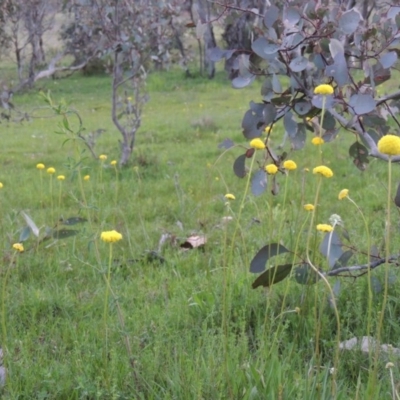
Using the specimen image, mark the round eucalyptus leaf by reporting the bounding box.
[232,74,255,89]
[339,9,361,34]
[251,169,268,197]
[289,56,308,72]
[349,94,376,115]
[294,101,312,116]
[264,5,279,28]
[379,51,398,69]
[233,154,247,178]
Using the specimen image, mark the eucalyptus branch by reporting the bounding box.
[326,257,398,277]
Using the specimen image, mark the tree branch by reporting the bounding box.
[326,257,398,277]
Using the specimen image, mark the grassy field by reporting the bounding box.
[0,68,400,399]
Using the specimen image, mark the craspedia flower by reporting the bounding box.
[283,160,297,171]
[100,230,123,243]
[224,193,236,200]
[36,163,45,170]
[264,125,272,134]
[377,134,400,156]
[249,138,266,150]
[57,175,65,181]
[316,224,334,232]
[312,137,324,145]
[314,84,334,95]
[110,160,117,166]
[13,243,24,252]
[265,164,278,175]
[47,167,56,174]
[99,154,107,161]
[304,204,315,211]
[313,165,333,178]
[84,175,90,181]
[0,182,3,188]
[338,189,349,200]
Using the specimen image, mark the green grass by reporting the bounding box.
[0,68,399,399]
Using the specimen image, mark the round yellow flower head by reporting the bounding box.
[0,182,3,189]
[36,163,45,170]
[314,84,334,95]
[47,167,56,174]
[110,160,117,166]
[264,125,272,134]
[265,164,278,175]
[313,165,333,178]
[100,230,123,243]
[84,175,90,181]
[224,193,235,200]
[316,224,334,232]
[311,137,324,145]
[377,134,400,156]
[99,154,107,161]
[57,175,65,181]
[303,204,315,211]
[249,138,266,150]
[338,189,349,200]
[283,160,297,171]
[13,243,24,252]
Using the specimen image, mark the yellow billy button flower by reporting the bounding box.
[13,243,24,252]
[283,160,297,171]
[110,160,117,166]
[265,164,278,175]
[36,163,45,170]
[311,137,324,145]
[313,165,333,178]
[100,230,123,243]
[377,134,400,156]
[338,189,349,200]
[317,224,334,232]
[303,204,315,211]
[84,175,90,181]
[249,138,266,150]
[57,175,65,181]
[314,84,334,95]
[0,182,3,188]
[99,154,107,161]
[47,167,56,174]
[224,193,235,200]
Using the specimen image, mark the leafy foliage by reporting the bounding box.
[212,1,400,171]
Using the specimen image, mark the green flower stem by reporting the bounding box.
[39,171,44,208]
[49,175,54,223]
[103,242,113,382]
[374,157,393,382]
[58,181,63,210]
[306,176,341,396]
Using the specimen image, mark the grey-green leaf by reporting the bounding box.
[21,211,40,237]
[52,229,79,239]
[320,230,343,269]
[252,264,293,289]
[19,226,31,242]
[289,56,308,72]
[349,94,376,115]
[339,9,361,34]
[233,154,247,178]
[61,217,88,225]
[250,243,290,273]
[251,169,267,196]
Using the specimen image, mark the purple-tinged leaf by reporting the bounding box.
[218,138,235,149]
[395,181,400,207]
[294,264,320,285]
[349,94,376,115]
[263,103,277,126]
[283,7,301,27]
[294,101,311,116]
[289,123,306,150]
[312,94,334,109]
[209,47,225,62]
[251,169,267,196]
[264,5,279,28]
[289,56,308,72]
[250,243,290,273]
[283,111,297,135]
[252,37,279,59]
[322,128,339,143]
[233,154,247,178]
[320,230,343,269]
[380,51,398,69]
[232,74,255,89]
[339,9,361,34]
[252,264,293,289]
